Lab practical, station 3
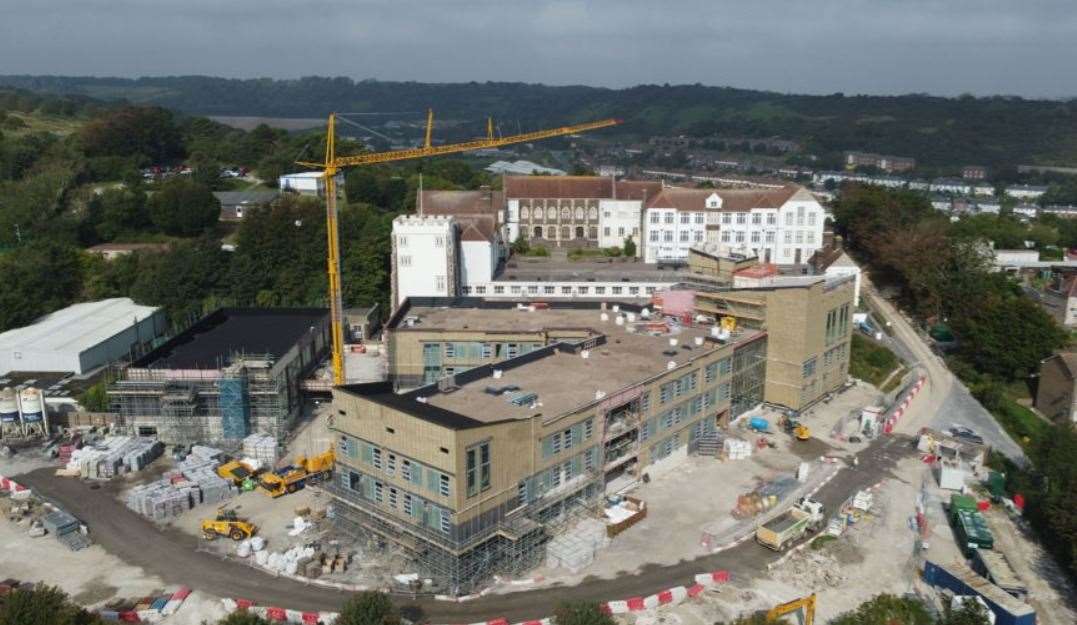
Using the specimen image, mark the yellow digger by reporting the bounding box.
[258,448,336,498]
[767,594,816,625]
[780,414,812,441]
[200,509,256,541]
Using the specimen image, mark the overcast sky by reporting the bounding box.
[1,1,1074,98]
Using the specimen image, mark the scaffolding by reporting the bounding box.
[326,469,601,596]
[109,353,293,446]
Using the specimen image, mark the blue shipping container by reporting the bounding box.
[922,560,1035,625]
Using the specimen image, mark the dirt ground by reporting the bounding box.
[0,494,227,625]
[982,506,1077,625]
[650,455,964,623]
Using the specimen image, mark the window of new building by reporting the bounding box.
[386,453,396,475]
[466,441,491,498]
[802,357,817,378]
[388,487,399,508]
[439,473,451,497]
[372,447,382,470]
[507,343,519,358]
[518,480,529,505]
[705,362,718,383]
[374,480,384,503]
[403,493,414,516]
[439,509,452,534]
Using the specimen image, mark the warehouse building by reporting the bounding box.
[327,298,767,594]
[109,308,329,444]
[0,298,167,376]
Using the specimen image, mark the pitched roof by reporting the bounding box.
[504,176,613,198]
[458,215,497,243]
[613,180,663,201]
[646,185,801,211]
[418,190,503,219]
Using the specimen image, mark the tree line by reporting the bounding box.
[4,75,1077,170]
[833,183,1077,583]
[3,584,995,625]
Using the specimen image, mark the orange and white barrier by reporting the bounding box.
[884,375,926,434]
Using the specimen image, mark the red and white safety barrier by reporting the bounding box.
[884,376,926,434]
[0,475,30,496]
[221,570,731,625]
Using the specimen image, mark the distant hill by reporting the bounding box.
[3,74,1077,170]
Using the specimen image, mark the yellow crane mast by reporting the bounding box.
[298,110,620,384]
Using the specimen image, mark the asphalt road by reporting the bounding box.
[17,435,913,621]
[861,277,1026,462]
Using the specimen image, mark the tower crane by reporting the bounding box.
[297,110,620,384]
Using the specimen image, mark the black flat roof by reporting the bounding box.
[134,308,327,370]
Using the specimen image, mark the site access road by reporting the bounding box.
[17,434,912,622]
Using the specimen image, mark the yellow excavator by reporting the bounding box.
[767,594,816,625]
[780,414,812,441]
[201,509,257,541]
[259,448,336,498]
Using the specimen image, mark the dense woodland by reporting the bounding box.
[3,75,1077,170]
[833,184,1077,583]
[0,88,492,335]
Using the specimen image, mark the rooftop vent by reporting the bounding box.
[509,391,539,406]
[612,305,621,313]
[581,350,590,359]
[694,337,705,347]
[416,396,428,403]
[600,312,610,322]
[438,375,458,393]
[667,361,677,370]
[493,369,503,379]
[641,308,651,319]
[484,384,520,396]
[615,316,625,326]
[595,390,607,400]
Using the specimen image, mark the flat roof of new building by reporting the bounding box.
[134,308,327,370]
[364,298,765,428]
[0,298,161,358]
[496,259,692,283]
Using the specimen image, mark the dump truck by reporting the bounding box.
[201,509,256,541]
[756,497,825,551]
[952,508,994,555]
[216,458,262,490]
[259,448,335,498]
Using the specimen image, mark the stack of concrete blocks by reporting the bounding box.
[188,445,224,462]
[126,481,196,521]
[722,438,752,460]
[124,452,237,520]
[243,433,278,467]
[545,519,610,572]
[68,436,163,479]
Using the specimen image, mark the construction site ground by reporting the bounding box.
[500,432,843,592]
[0,494,226,625]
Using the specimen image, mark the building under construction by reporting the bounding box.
[109,308,329,445]
[327,298,767,594]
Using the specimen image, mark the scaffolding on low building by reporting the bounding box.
[109,353,292,446]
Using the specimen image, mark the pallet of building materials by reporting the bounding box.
[722,438,752,460]
[188,445,224,462]
[242,433,278,466]
[57,531,92,552]
[545,519,609,572]
[68,436,163,479]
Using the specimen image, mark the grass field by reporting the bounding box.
[4,111,84,136]
[849,333,901,388]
